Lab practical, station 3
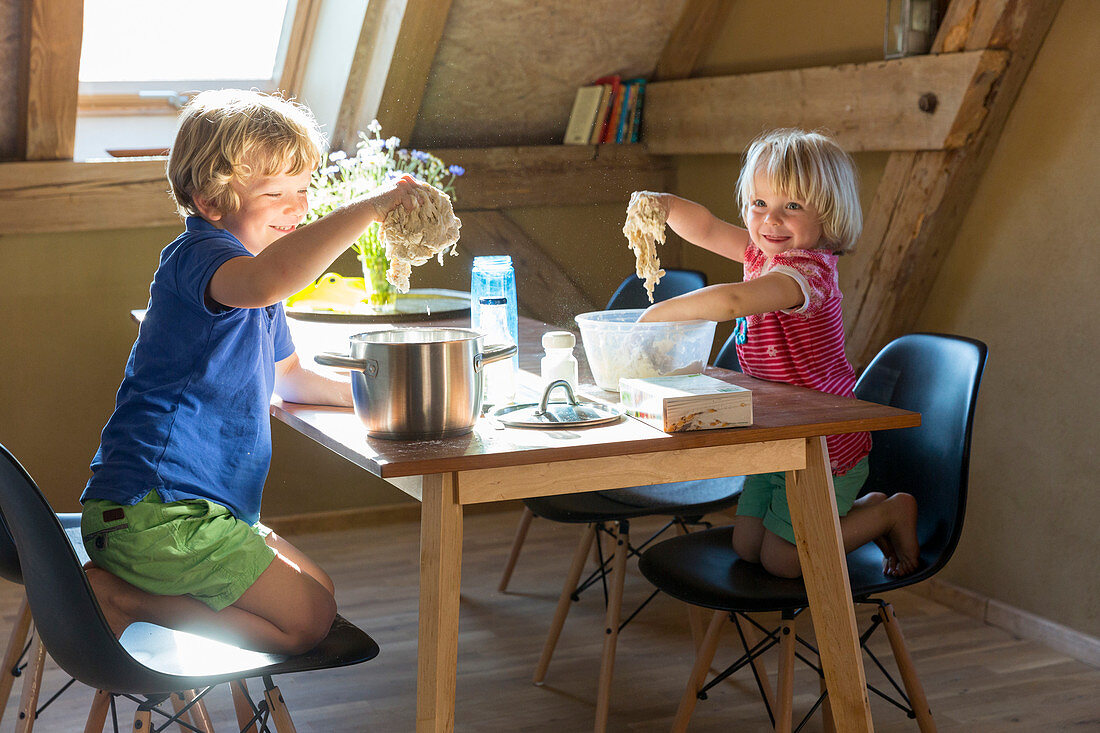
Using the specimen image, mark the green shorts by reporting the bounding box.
[735,456,870,545]
[81,491,276,612]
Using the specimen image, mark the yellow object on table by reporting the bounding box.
[286,272,370,312]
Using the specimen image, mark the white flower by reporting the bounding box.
[328,150,347,162]
[367,119,382,134]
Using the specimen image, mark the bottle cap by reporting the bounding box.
[542,331,575,350]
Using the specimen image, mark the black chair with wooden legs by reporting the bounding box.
[0,440,380,732]
[0,510,87,731]
[496,268,709,593]
[527,482,743,732]
[639,333,987,731]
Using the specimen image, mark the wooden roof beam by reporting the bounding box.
[19,0,83,161]
[0,146,670,235]
[333,0,452,152]
[644,49,1008,155]
[844,0,1064,366]
[653,0,733,81]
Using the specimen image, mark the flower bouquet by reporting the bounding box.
[305,120,464,309]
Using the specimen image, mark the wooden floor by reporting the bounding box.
[2,510,1098,732]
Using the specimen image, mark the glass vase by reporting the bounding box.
[357,223,397,310]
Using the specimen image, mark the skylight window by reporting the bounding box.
[79,0,297,96]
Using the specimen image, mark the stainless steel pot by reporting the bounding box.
[315,327,516,440]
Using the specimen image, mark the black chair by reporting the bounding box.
[496,274,752,731]
[0,441,380,732]
[638,333,987,731]
[0,510,85,730]
[498,268,712,592]
[604,268,708,310]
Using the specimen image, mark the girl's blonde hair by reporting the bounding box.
[736,129,862,253]
[167,89,325,218]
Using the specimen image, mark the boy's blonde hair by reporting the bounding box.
[167,89,325,218]
[737,129,862,253]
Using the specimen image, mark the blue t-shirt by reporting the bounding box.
[82,217,295,524]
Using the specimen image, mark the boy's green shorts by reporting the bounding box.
[735,456,870,545]
[81,491,276,612]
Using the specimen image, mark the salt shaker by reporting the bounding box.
[541,331,579,392]
[478,296,516,406]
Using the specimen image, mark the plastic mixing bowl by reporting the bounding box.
[575,309,717,392]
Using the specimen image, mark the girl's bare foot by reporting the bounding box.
[881,493,920,577]
[84,564,137,638]
[852,493,899,572]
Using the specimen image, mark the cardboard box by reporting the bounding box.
[619,374,753,432]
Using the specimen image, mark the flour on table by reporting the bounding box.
[622,191,668,302]
[380,183,462,293]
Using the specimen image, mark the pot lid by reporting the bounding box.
[490,380,622,429]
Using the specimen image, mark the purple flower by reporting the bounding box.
[448,165,465,176]
[410,150,430,162]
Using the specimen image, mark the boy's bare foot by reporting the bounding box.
[84,564,137,638]
[880,493,920,577]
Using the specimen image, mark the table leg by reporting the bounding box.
[786,436,873,732]
[417,473,463,733]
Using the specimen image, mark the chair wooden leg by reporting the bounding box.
[169,690,213,733]
[775,616,796,733]
[131,709,151,732]
[736,614,778,715]
[498,507,535,592]
[593,520,630,733]
[879,604,935,732]
[672,610,726,733]
[83,686,112,726]
[231,680,260,733]
[534,523,597,684]
[0,596,33,728]
[14,635,45,733]
[84,690,111,733]
[263,684,297,733]
[168,692,194,733]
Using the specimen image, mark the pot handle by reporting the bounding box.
[315,352,372,371]
[473,343,518,373]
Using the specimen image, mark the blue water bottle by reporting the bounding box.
[470,256,519,401]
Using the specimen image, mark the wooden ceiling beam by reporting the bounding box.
[19,0,83,160]
[653,0,734,81]
[440,145,672,211]
[459,211,598,328]
[0,159,177,234]
[0,146,670,235]
[644,49,1007,155]
[844,0,1064,367]
[335,0,452,151]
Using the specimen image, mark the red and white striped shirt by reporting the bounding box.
[736,242,871,475]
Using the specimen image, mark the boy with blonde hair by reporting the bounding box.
[81,89,433,654]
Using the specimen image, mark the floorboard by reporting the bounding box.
[1,511,1097,731]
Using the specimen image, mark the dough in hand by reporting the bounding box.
[380,182,462,293]
[622,191,667,302]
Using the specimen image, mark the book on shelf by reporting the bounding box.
[628,78,646,143]
[602,81,627,144]
[618,374,753,432]
[589,75,620,144]
[564,85,604,145]
[615,81,635,143]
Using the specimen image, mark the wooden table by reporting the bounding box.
[277,315,919,732]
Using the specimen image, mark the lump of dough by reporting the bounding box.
[380,182,462,293]
[622,191,667,302]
